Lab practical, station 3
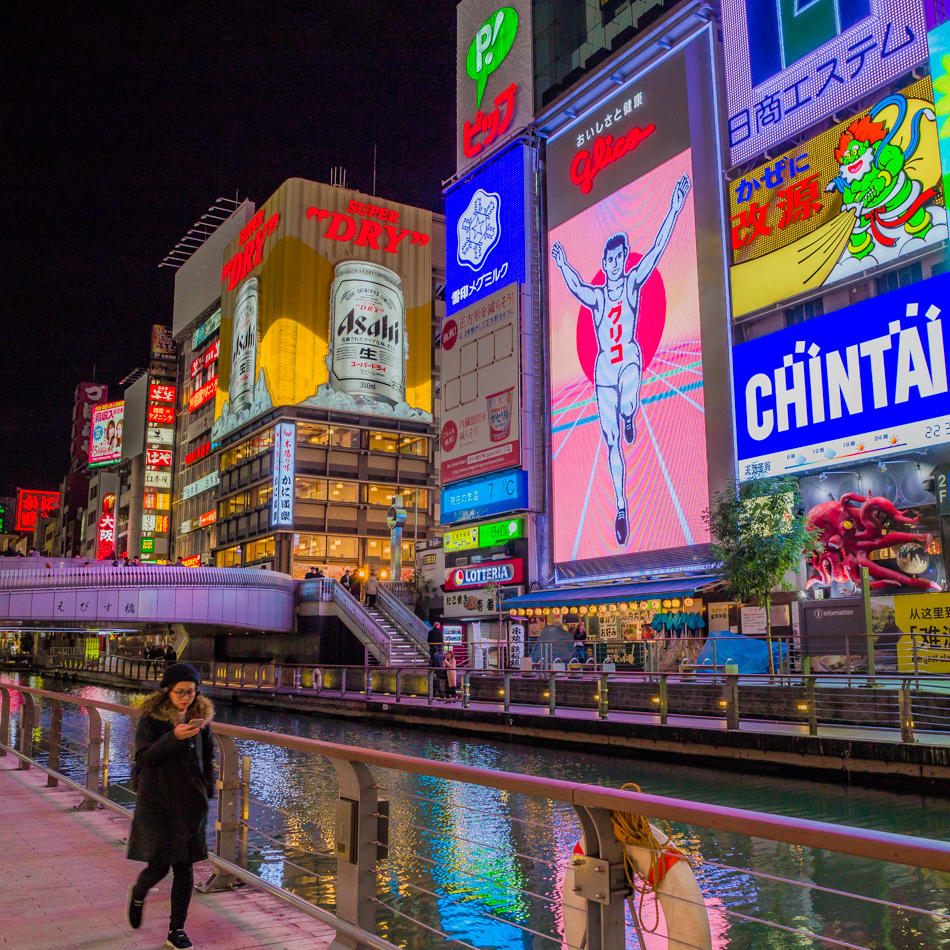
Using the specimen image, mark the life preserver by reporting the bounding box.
[562,827,711,950]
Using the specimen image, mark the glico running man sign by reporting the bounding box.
[733,272,950,480]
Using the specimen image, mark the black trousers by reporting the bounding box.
[133,860,194,931]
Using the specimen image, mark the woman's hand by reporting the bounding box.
[174,721,201,740]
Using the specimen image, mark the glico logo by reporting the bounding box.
[570,125,656,195]
[457,189,500,271]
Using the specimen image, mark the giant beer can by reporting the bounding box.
[328,261,406,405]
[229,277,258,414]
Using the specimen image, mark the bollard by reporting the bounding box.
[46,699,62,786]
[899,680,916,744]
[503,673,511,713]
[395,669,403,704]
[598,673,609,720]
[548,671,557,716]
[723,674,740,731]
[76,706,103,811]
[806,679,818,736]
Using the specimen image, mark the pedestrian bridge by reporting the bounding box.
[0,563,295,632]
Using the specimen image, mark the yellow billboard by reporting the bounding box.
[894,592,950,674]
[729,79,945,318]
[212,179,433,441]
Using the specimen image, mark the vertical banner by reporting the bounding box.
[272,422,296,528]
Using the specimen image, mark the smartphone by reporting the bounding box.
[190,718,204,728]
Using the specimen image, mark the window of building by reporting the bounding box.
[220,427,275,471]
[369,431,428,456]
[876,261,923,296]
[785,297,824,326]
[326,535,359,559]
[216,545,242,568]
[245,535,275,563]
[294,534,328,559]
[367,538,415,561]
[297,423,358,448]
[366,484,428,508]
[295,478,359,503]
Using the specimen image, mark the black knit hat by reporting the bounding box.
[160,662,202,690]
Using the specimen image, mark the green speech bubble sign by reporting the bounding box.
[466,6,518,110]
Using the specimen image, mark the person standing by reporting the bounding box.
[341,569,352,593]
[126,663,214,950]
[364,570,379,608]
[444,648,458,702]
[430,645,446,700]
[350,572,362,603]
[427,621,444,653]
[163,644,176,666]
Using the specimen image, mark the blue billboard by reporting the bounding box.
[440,469,529,525]
[734,273,950,480]
[445,142,527,315]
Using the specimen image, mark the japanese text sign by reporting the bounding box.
[733,271,950,480]
[444,557,524,589]
[192,309,221,350]
[722,0,928,166]
[271,422,296,527]
[456,0,533,171]
[15,489,59,532]
[148,405,174,424]
[440,468,528,524]
[895,591,950,673]
[189,375,217,413]
[88,401,124,468]
[446,143,527,315]
[149,384,175,404]
[71,382,109,463]
[729,78,945,317]
[440,283,521,485]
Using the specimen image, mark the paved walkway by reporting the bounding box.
[0,762,335,950]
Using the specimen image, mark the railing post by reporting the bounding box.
[597,673,609,720]
[548,671,557,716]
[899,680,916,744]
[365,668,372,700]
[461,671,471,708]
[427,670,434,705]
[807,678,818,736]
[330,759,379,946]
[76,706,102,811]
[723,673,740,731]
[17,692,36,770]
[101,721,111,798]
[46,699,62,786]
[503,672,511,712]
[395,668,403,703]
[340,667,347,698]
[660,674,668,725]
[0,687,10,755]
[201,733,239,892]
[239,754,250,870]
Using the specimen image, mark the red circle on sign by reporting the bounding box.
[441,420,458,452]
[575,254,666,384]
[442,319,459,351]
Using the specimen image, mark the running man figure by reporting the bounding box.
[551,174,691,545]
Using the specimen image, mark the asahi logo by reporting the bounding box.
[336,307,401,346]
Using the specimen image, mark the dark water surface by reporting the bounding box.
[3,672,949,950]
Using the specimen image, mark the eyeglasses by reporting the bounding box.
[171,688,196,698]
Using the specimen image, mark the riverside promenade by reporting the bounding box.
[0,762,334,950]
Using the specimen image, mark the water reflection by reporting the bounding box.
[3,673,949,949]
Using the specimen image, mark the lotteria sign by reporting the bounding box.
[445,558,524,589]
[734,273,950,479]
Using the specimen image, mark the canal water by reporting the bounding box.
[3,672,949,950]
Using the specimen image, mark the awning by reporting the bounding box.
[503,574,722,609]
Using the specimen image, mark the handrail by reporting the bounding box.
[2,682,950,873]
[0,565,294,591]
[329,581,391,663]
[376,587,430,652]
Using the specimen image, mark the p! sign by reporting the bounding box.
[467,7,518,109]
[733,272,950,480]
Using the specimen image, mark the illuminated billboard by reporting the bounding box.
[733,272,950,480]
[71,382,109,463]
[15,489,59,533]
[212,180,433,442]
[446,143,527,314]
[546,48,710,564]
[456,0,533,172]
[729,78,946,317]
[88,401,124,467]
[929,20,950,255]
[722,0,928,165]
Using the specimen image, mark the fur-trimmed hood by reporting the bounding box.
[138,691,215,726]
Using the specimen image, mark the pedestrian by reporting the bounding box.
[350,572,361,602]
[132,555,142,567]
[143,644,153,679]
[173,556,184,567]
[30,548,41,558]
[304,567,319,579]
[444,648,458,701]
[163,644,176,666]
[572,623,588,664]
[126,662,214,950]
[364,570,379,608]
[341,568,352,593]
[427,621,444,654]
[430,645,446,700]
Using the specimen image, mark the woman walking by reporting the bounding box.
[444,648,458,701]
[126,663,215,949]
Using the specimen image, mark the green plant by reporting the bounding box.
[703,476,818,674]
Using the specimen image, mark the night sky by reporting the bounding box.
[0,1,457,495]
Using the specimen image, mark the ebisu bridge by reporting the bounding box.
[0,560,428,666]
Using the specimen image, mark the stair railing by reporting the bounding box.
[330,581,392,665]
[377,586,430,655]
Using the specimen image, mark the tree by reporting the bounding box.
[703,476,818,674]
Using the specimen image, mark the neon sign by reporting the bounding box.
[189,375,217,413]
[570,125,656,195]
[222,212,280,290]
[305,207,429,252]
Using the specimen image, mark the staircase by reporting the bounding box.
[364,607,424,666]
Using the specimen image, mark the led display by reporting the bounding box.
[88,401,124,468]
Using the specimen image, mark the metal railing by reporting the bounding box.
[328,581,392,664]
[2,681,950,950]
[0,564,294,591]
[376,586,430,653]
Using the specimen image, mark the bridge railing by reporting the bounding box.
[2,681,950,950]
[0,564,294,591]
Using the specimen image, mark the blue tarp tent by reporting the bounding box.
[695,629,786,674]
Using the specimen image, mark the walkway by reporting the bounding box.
[0,762,334,950]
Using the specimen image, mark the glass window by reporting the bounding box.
[296,478,328,501]
[876,262,923,296]
[220,427,274,470]
[326,535,359,559]
[245,535,275,563]
[330,481,359,503]
[380,540,415,560]
[786,298,824,327]
[369,431,427,456]
[367,485,428,508]
[297,423,358,448]
[216,545,242,567]
[293,534,328,558]
[252,483,272,508]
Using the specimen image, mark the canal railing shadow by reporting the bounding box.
[2,681,950,950]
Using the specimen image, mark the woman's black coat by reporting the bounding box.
[127,692,215,865]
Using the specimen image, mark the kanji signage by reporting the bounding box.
[148,405,175,424]
[185,442,211,465]
[456,0,533,172]
[182,471,218,500]
[729,78,945,317]
[733,272,950,480]
[15,489,59,532]
[722,0,928,165]
[271,422,296,527]
[445,557,524,589]
[189,375,217,412]
[444,526,479,553]
[149,384,175,404]
[88,401,124,468]
[440,469,528,524]
[71,382,109,463]
[446,143,527,315]
[190,339,220,378]
[151,324,177,361]
[145,449,172,467]
[895,592,950,673]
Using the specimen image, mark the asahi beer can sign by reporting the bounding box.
[229,278,258,414]
[328,261,406,405]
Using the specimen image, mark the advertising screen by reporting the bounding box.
[729,78,945,317]
[15,489,59,533]
[456,0,533,171]
[71,382,109,463]
[546,48,708,564]
[722,0,928,165]
[446,144,527,314]
[440,468,528,524]
[733,272,950,479]
[212,180,433,442]
[88,401,124,467]
[930,21,950,253]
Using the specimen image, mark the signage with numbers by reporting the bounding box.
[440,469,528,525]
